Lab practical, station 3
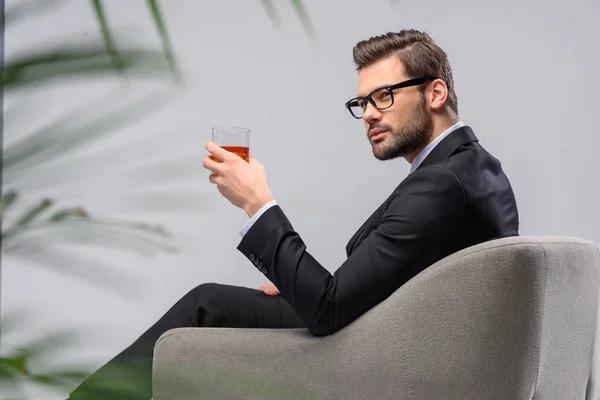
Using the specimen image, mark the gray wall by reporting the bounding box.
[2,0,599,396]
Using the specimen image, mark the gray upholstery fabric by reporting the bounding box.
[153,236,600,400]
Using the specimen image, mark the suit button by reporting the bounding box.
[249,254,256,262]
[261,267,268,274]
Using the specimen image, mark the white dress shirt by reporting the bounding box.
[239,199,278,237]
[240,121,465,237]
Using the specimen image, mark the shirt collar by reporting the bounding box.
[409,121,464,174]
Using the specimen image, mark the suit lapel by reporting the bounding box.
[345,126,479,256]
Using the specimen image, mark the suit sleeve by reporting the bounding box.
[237,165,467,336]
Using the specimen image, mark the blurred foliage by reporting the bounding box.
[1,323,91,398]
[261,0,315,39]
[0,0,314,398]
[1,0,180,398]
[0,0,180,304]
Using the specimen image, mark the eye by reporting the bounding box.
[372,89,391,103]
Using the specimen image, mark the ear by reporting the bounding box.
[428,78,448,112]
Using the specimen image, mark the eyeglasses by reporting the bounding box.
[345,76,437,119]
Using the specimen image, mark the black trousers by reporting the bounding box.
[69,283,305,400]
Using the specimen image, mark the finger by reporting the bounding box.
[206,142,234,162]
[202,155,223,174]
[266,286,280,296]
[208,172,218,184]
[257,285,278,295]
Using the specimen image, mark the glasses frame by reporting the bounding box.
[345,76,438,119]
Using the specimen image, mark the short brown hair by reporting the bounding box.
[353,29,459,117]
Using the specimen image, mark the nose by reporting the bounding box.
[362,101,382,125]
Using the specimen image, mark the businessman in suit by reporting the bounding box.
[69,29,518,399]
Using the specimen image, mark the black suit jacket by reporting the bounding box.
[238,126,519,336]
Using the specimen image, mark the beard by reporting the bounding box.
[370,95,433,161]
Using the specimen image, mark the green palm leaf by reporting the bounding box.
[259,0,315,38]
[260,0,281,26]
[2,45,172,89]
[2,92,169,179]
[290,0,315,39]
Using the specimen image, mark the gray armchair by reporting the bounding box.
[153,236,600,400]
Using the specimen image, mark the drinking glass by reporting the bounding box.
[210,126,251,162]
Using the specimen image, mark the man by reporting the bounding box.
[69,29,518,399]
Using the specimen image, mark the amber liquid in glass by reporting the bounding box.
[210,146,250,163]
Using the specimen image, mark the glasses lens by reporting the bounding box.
[371,88,393,109]
[347,88,395,119]
[347,99,364,119]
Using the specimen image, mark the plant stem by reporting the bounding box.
[260,0,281,26]
[90,0,125,72]
[290,0,316,39]
[146,0,180,80]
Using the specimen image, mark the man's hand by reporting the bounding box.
[203,142,274,217]
[257,284,281,296]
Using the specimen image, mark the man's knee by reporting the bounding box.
[185,282,220,298]
[188,282,221,294]
[183,283,231,312]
